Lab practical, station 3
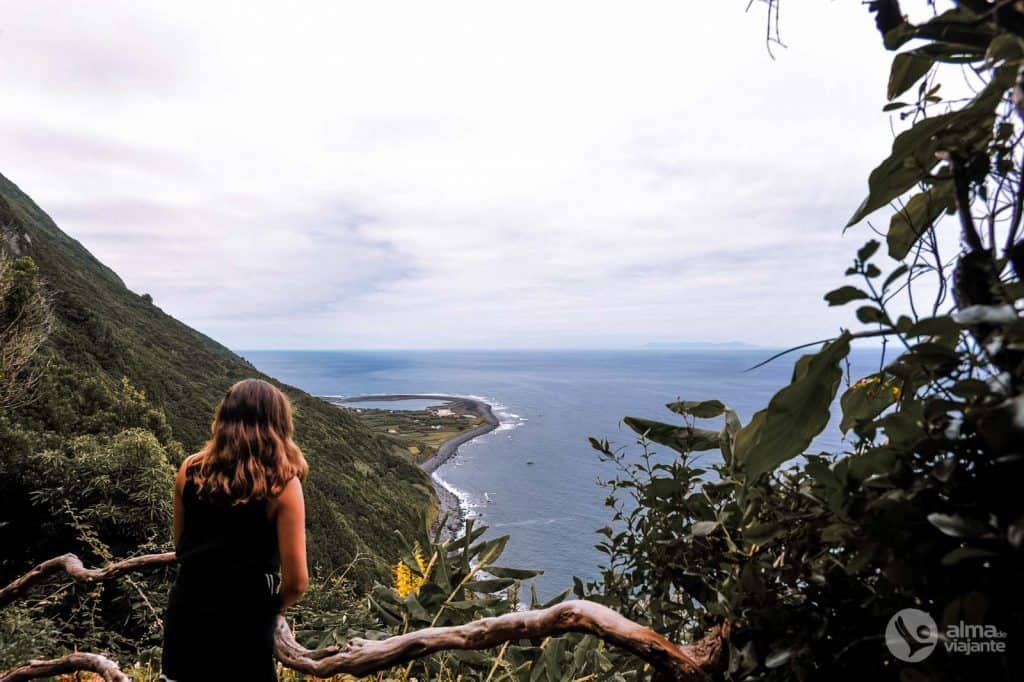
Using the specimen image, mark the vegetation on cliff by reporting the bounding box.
[579,3,1024,679]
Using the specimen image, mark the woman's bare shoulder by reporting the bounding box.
[175,453,202,490]
[268,476,303,514]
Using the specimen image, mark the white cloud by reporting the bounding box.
[0,0,897,348]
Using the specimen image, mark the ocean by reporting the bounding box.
[241,348,879,600]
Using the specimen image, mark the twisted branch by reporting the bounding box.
[273,602,729,682]
[1,552,729,682]
[0,654,130,682]
[0,551,176,607]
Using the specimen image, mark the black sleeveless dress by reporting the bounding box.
[161,478,281,682]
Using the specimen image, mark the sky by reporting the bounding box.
[0,1,904,349]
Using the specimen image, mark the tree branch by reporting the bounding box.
[0,552,176,607]
[273,603,728,682]
[0,653,130,682]
[1,552,730,681]
[951,155,987,252]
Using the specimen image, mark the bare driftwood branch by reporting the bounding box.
[0,653,130,682]
[273,602,729,682]
[1,552,729,681]
[0,551,176,607]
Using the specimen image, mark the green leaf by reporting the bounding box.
[848,67,1010,227]
[464,578,516,593]
[910,41,985,65]
[887,183,955,259]
[646,476,681,499]
[928,513,990,538]
[888,52,933,100]
[858,240,880,262]
[623,416,721,453]
[856,306,886,324]
[877,410,924,449]
[691,520,718,537]
[666,399,726,418]
[840,374,900,432]
[986,33,1024,67]
[765,650,793,669]
[743,521,784,544]
[951,378,990,399]
[940,547,998,566]
[719,406,742,468]
[882,264,910,292]
[847,115,948,226]
[486,566,543,580]
[883,19,917,48]
[824,286,869,306]
[906,315,961,338]
[542,635,567,682]
[733,334,852,484]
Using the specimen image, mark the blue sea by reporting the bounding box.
[241,349,878,600]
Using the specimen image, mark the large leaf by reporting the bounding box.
[486,566,543,580]
[846,113,952,226]
[733,334,852,483]
[666,399,727,418]
[887,182,955,259]
[909,41,985,65]
[623,416,721,453]
[887,52,933,99]
[824,285,869,306]
[720,406,742,468]
[839,373,900,432]
[928,513,991,538]
[847,65,1012,227]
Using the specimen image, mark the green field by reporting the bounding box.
[344,406,485,463]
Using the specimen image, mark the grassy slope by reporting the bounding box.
[0,172,434,581]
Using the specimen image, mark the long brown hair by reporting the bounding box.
[187,378,309,502]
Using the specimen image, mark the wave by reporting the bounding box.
[462,394,526,433]
[489,517,564,529]
[432,472,480,520]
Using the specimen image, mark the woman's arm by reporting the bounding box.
[274,476,309,611]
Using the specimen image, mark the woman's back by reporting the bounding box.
[162,479,282,681]
[176,477,280,580]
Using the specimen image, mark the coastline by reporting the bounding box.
[331,393,501,539]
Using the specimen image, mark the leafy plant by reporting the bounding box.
[584,3,1024,679]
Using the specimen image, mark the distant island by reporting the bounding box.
[644,341,762,350]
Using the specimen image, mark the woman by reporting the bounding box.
[161,379,309,682]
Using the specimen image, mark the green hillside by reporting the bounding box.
[0,171,434,581]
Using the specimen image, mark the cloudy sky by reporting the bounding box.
[1,1,901,349]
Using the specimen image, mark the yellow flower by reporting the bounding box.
[394,541,429,597]
[413,542,428,574]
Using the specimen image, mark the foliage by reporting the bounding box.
[289,520,625,682]
[0,605,60,671]
[582,3,1024,679]
[0,255,52,409]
